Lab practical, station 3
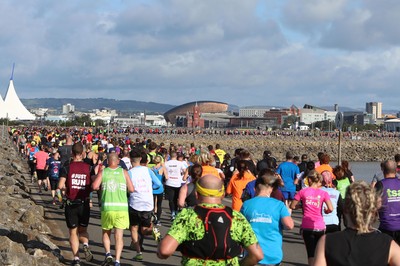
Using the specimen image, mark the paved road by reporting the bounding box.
[30,182,308,266]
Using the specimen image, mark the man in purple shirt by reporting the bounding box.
[376,160,400,245]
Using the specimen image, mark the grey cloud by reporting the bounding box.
[2,0,400,110]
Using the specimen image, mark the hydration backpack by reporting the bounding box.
[179,205,243,260]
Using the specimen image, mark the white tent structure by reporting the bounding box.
[0,93,6,118]
[2,66,35,120]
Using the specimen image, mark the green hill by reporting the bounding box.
[21,98,175,114]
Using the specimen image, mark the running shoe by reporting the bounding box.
[114,262,120,266]
[155,220,162,226]
[101,253,113,266]
[152,226,161,242]
[44,185,48,191]
[52,198,57,205]
[132,253,143,261]
[70,259,81,266]
[151,213,157,224]
[83,245,93,262]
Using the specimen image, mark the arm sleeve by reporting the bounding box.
[337,194,343,215]
[293,189,302,201]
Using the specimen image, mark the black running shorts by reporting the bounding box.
[36,169,48,180]
[64,200,90,229]
[129,207,152,227]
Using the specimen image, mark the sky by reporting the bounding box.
[1,0,400,110]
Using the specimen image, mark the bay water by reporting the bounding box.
[334,161,381,183]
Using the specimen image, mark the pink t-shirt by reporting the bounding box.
[34,151,49,170]
[294,187,330,230]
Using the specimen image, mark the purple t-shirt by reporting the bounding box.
[378,178,400,231]
[294,187,330,230]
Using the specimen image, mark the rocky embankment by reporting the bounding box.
[0,137,63,266]
[143,134,400,162]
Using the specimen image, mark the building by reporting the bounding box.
[186,103,204,128]
[145,114,167,127]
[300,104,337,125]
[384,118,400,132]
[62,103,75,114]
[239,106,271,117]
[1,69,35,120]
[366,102,382,121]
[264,108,292,125]
[90,109,117,123]
[164,101,228,126]
[343,111,371,126]
[114,117,141,128]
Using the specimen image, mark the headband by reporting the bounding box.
[196,181,225,197]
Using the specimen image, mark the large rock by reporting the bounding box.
[0,236,33,265]
[0,137,63,265]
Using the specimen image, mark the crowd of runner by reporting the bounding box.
[7,126,400,266]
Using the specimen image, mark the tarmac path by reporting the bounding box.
[30,182,308,266]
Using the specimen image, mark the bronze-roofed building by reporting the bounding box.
[164,101,228,126]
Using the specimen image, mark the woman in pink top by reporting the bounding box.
[290,170,333,266]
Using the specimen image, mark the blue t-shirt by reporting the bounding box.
[241,196,290,265]
[47,157,61,180]
[276,161,300,192]
[320,187,340,226]
[151,166,164,194]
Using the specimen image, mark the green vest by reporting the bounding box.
[101,167,128,212]
[336,177,351,199]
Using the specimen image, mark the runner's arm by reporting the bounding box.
[58,177,66,191]
[92,168,103,191]
[290,199,300,210]
[324,199,333,214]
[177,184,188,208]
[159,164,169,180]
[388,240,400,266]
[281,216,294,230]
[124,169,134,193]
[157,234,179,259]
[240,242,264,266]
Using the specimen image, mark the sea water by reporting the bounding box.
[336,161,381,183]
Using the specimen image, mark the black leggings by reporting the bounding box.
[153,193,163,221]
[28,160,36,176]
[301,229,325,258]
[164,185,181,215]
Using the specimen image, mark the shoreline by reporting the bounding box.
[133,133,400,162]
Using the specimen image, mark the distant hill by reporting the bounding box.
[21,98,176,114]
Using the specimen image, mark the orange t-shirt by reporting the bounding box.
[226,171,256,211]
[202,165,220,178]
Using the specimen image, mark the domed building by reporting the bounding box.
[164,101,229,127]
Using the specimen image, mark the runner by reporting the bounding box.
[164,151,187,221]
[92,153,134,266]
[58,142,94,266]
[276,151,300,213]
[128,149,162,262]
[157,174,264,265]
[34,144,50,194]
[47,149,62,205]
